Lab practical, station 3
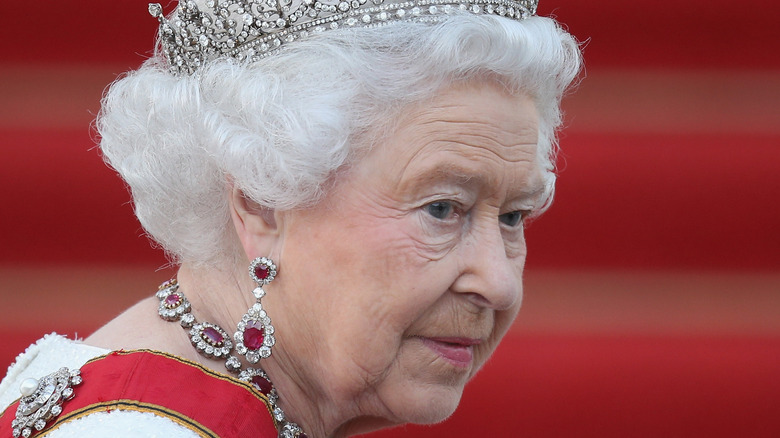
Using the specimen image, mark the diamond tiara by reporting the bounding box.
[149,0,540,75]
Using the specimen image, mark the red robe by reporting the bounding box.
[0,350,278,437]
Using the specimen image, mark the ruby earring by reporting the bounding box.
[155,272,305,436]
[234,257,277,363]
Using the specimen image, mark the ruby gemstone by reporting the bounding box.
[243,321,265,350]
[164,293,181,308]
[253,264,270,281]
[203,327,224,346]
[251,375,273,395]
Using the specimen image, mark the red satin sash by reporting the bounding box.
[0,350,278,437]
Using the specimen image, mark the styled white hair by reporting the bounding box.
[97,14,581,264]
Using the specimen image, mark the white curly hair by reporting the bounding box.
[97,13,581,264]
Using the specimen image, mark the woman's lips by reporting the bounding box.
[420,337,479,367]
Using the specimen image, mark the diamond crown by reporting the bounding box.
[149,0,540,75]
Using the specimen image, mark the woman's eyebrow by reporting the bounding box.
[401,163,487,190]
[401,162,545,201]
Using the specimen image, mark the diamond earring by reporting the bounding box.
[234,257,277,363]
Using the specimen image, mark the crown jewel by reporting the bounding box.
[149,0,539,75]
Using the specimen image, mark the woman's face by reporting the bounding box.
[269,81,543,430]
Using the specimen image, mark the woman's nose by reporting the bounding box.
[451,221,524,311]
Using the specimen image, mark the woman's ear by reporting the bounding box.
[229,184,280,260]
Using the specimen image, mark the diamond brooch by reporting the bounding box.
[12,368,82,438]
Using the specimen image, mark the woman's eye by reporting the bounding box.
[424,201,454,220]
[499,211,524,227]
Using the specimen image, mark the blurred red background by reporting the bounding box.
[1,1,778,437]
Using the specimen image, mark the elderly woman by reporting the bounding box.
[0,0,580,437]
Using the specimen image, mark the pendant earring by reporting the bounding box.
[234,257,277,363]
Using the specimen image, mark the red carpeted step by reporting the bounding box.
[536,0,780,69]
[4,128,777,270]
[525,131,780,270]
[2,1,777,69]
[364,334,780,438]
[0,128,165,265]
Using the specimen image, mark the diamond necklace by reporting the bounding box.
[156,279,307,438]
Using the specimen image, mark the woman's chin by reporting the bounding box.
[385,384,465,425]
[405,397,462,425]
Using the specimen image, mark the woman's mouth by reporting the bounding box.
[420,337,480,367]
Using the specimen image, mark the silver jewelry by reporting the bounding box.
[157,279,244,373]
[12,368,82,438]
[156,277,305,437]
[234,257,277,363]
[148,0,539,75]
